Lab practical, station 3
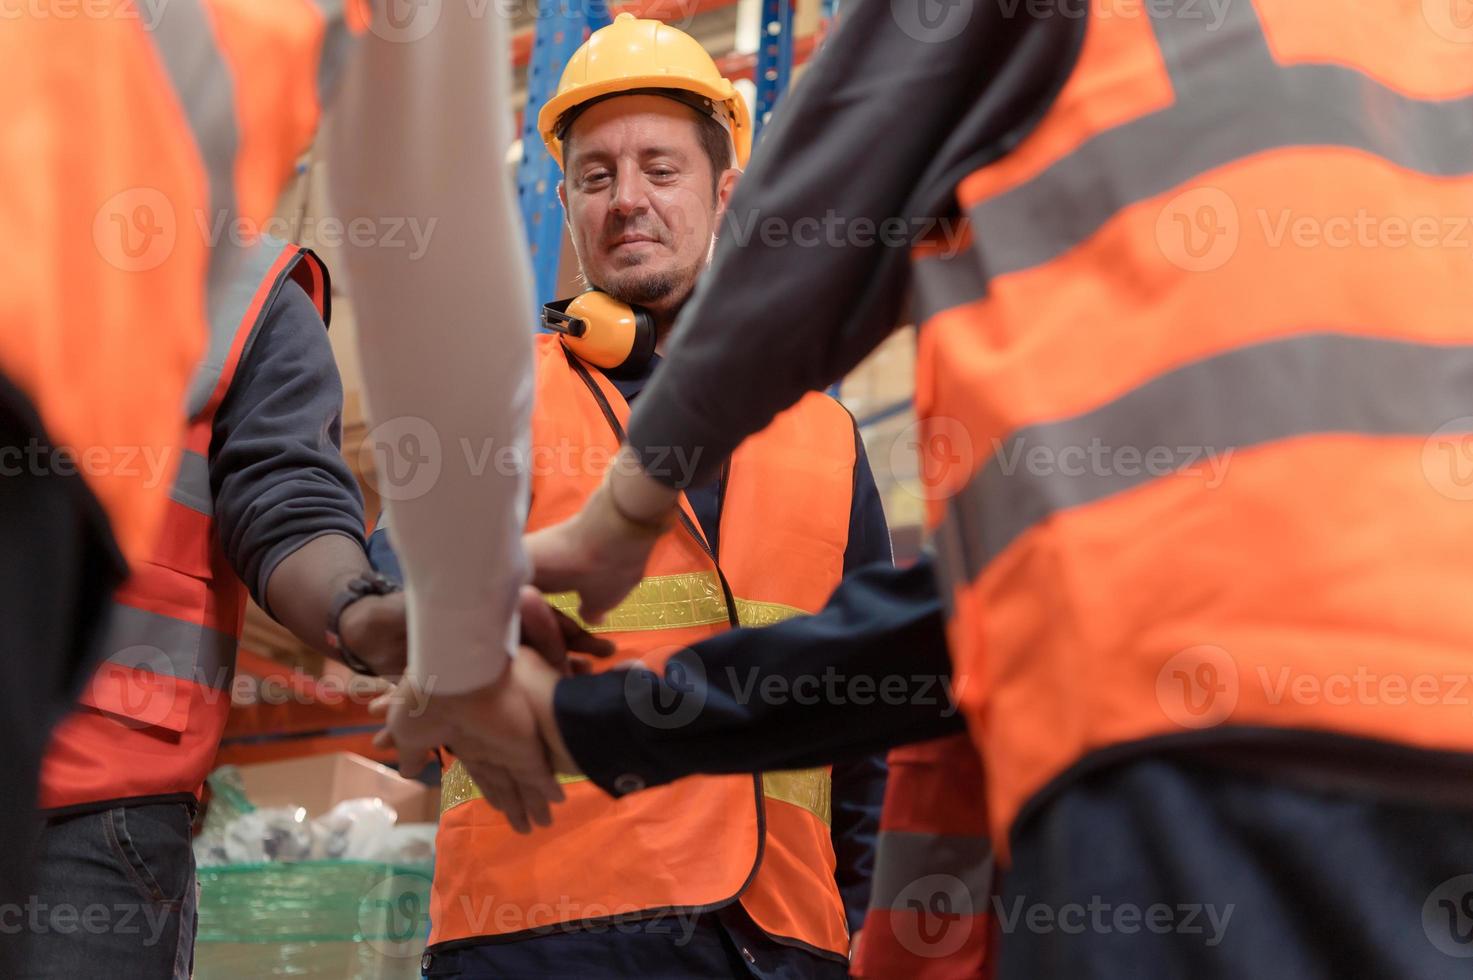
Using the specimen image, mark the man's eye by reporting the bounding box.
[582,172,611,187]
[649,168,676,179]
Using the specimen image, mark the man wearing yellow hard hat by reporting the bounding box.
[370,13,891,979]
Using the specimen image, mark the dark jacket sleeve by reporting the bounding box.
[831,426,893,931]
[555,555,962,796]
[625,0,1082,488]
[210,279,367,614]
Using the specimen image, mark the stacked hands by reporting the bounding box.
[366,472,677,834]
[367,586,612,834]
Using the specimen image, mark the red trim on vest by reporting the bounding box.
[39,243,327,810]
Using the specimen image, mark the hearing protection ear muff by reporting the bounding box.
[542,291,658,379]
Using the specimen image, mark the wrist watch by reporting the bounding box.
[325,571,402,676]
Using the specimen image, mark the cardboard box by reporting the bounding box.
[237,752,440,824]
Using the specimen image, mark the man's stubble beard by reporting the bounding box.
[592,250,706,321]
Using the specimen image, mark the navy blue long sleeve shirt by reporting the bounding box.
[555,555,960,788]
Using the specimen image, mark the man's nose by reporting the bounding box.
[608,168,650,216]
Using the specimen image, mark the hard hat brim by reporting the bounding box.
[538,75,752,170]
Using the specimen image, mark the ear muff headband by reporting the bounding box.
[541,291,657,378]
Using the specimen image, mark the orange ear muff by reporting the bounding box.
[542,291,657,377]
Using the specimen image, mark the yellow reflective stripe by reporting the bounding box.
[735,598,810,628]
[441,761,831,826]
[440,762,476,812]
[762,768,832,826]
[440,761,587,813]
[546,573,728,633]
[453,582,826,818]
[546,573,810,633]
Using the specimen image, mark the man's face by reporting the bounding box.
[559,94,737,320]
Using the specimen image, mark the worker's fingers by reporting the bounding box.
[522,760,565,806]
[554,606,614,658]
[470,763,530,834]
[518,587,568,669]
[369,683,421,717]
[462,758,509,811]
[482,773,518,827]
[515,776,554,829]
[578,598,611,626]
[395,739,434,779]
[504,781,540,835]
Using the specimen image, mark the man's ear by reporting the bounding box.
[557,180,568,213]
[713,167,740,221]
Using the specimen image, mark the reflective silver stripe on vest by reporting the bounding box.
[97,604,238,691]
[868,830,994,914]
[935,334,1473,590]
[168,449,212,516]
[145,0,250,419]
[186,236,294,418]
[955,0,1473,286]
[910,228,985,327]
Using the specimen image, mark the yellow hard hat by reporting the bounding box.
[537,12,752,171]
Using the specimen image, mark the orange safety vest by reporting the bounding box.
[912,0,1473,865]
[853,735,991,980]
[39,238,330,811]
[431,336,857,959]
[2,0,360,566]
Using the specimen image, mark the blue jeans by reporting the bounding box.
[12,802,198,979]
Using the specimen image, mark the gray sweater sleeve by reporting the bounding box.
[625,0,1082,487]
[210,279,367,614]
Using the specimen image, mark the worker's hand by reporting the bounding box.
[512,647,582,776]
[526,451,678,623]
[369,670,564,834]
[337,591,408,679]
[516,585,614,673]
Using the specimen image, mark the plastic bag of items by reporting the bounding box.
[194,767,435,868]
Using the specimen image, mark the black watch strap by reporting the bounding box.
[325,572,402,676]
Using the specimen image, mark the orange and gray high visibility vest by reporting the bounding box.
[1,0,361,566]
[853,735,991,979]
[431,334,857,959]
[40,239,330,811]
[912,0,1473,864]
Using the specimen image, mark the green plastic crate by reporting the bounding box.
[194,861,433,979]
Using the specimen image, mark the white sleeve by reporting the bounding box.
[324,5,534,693]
